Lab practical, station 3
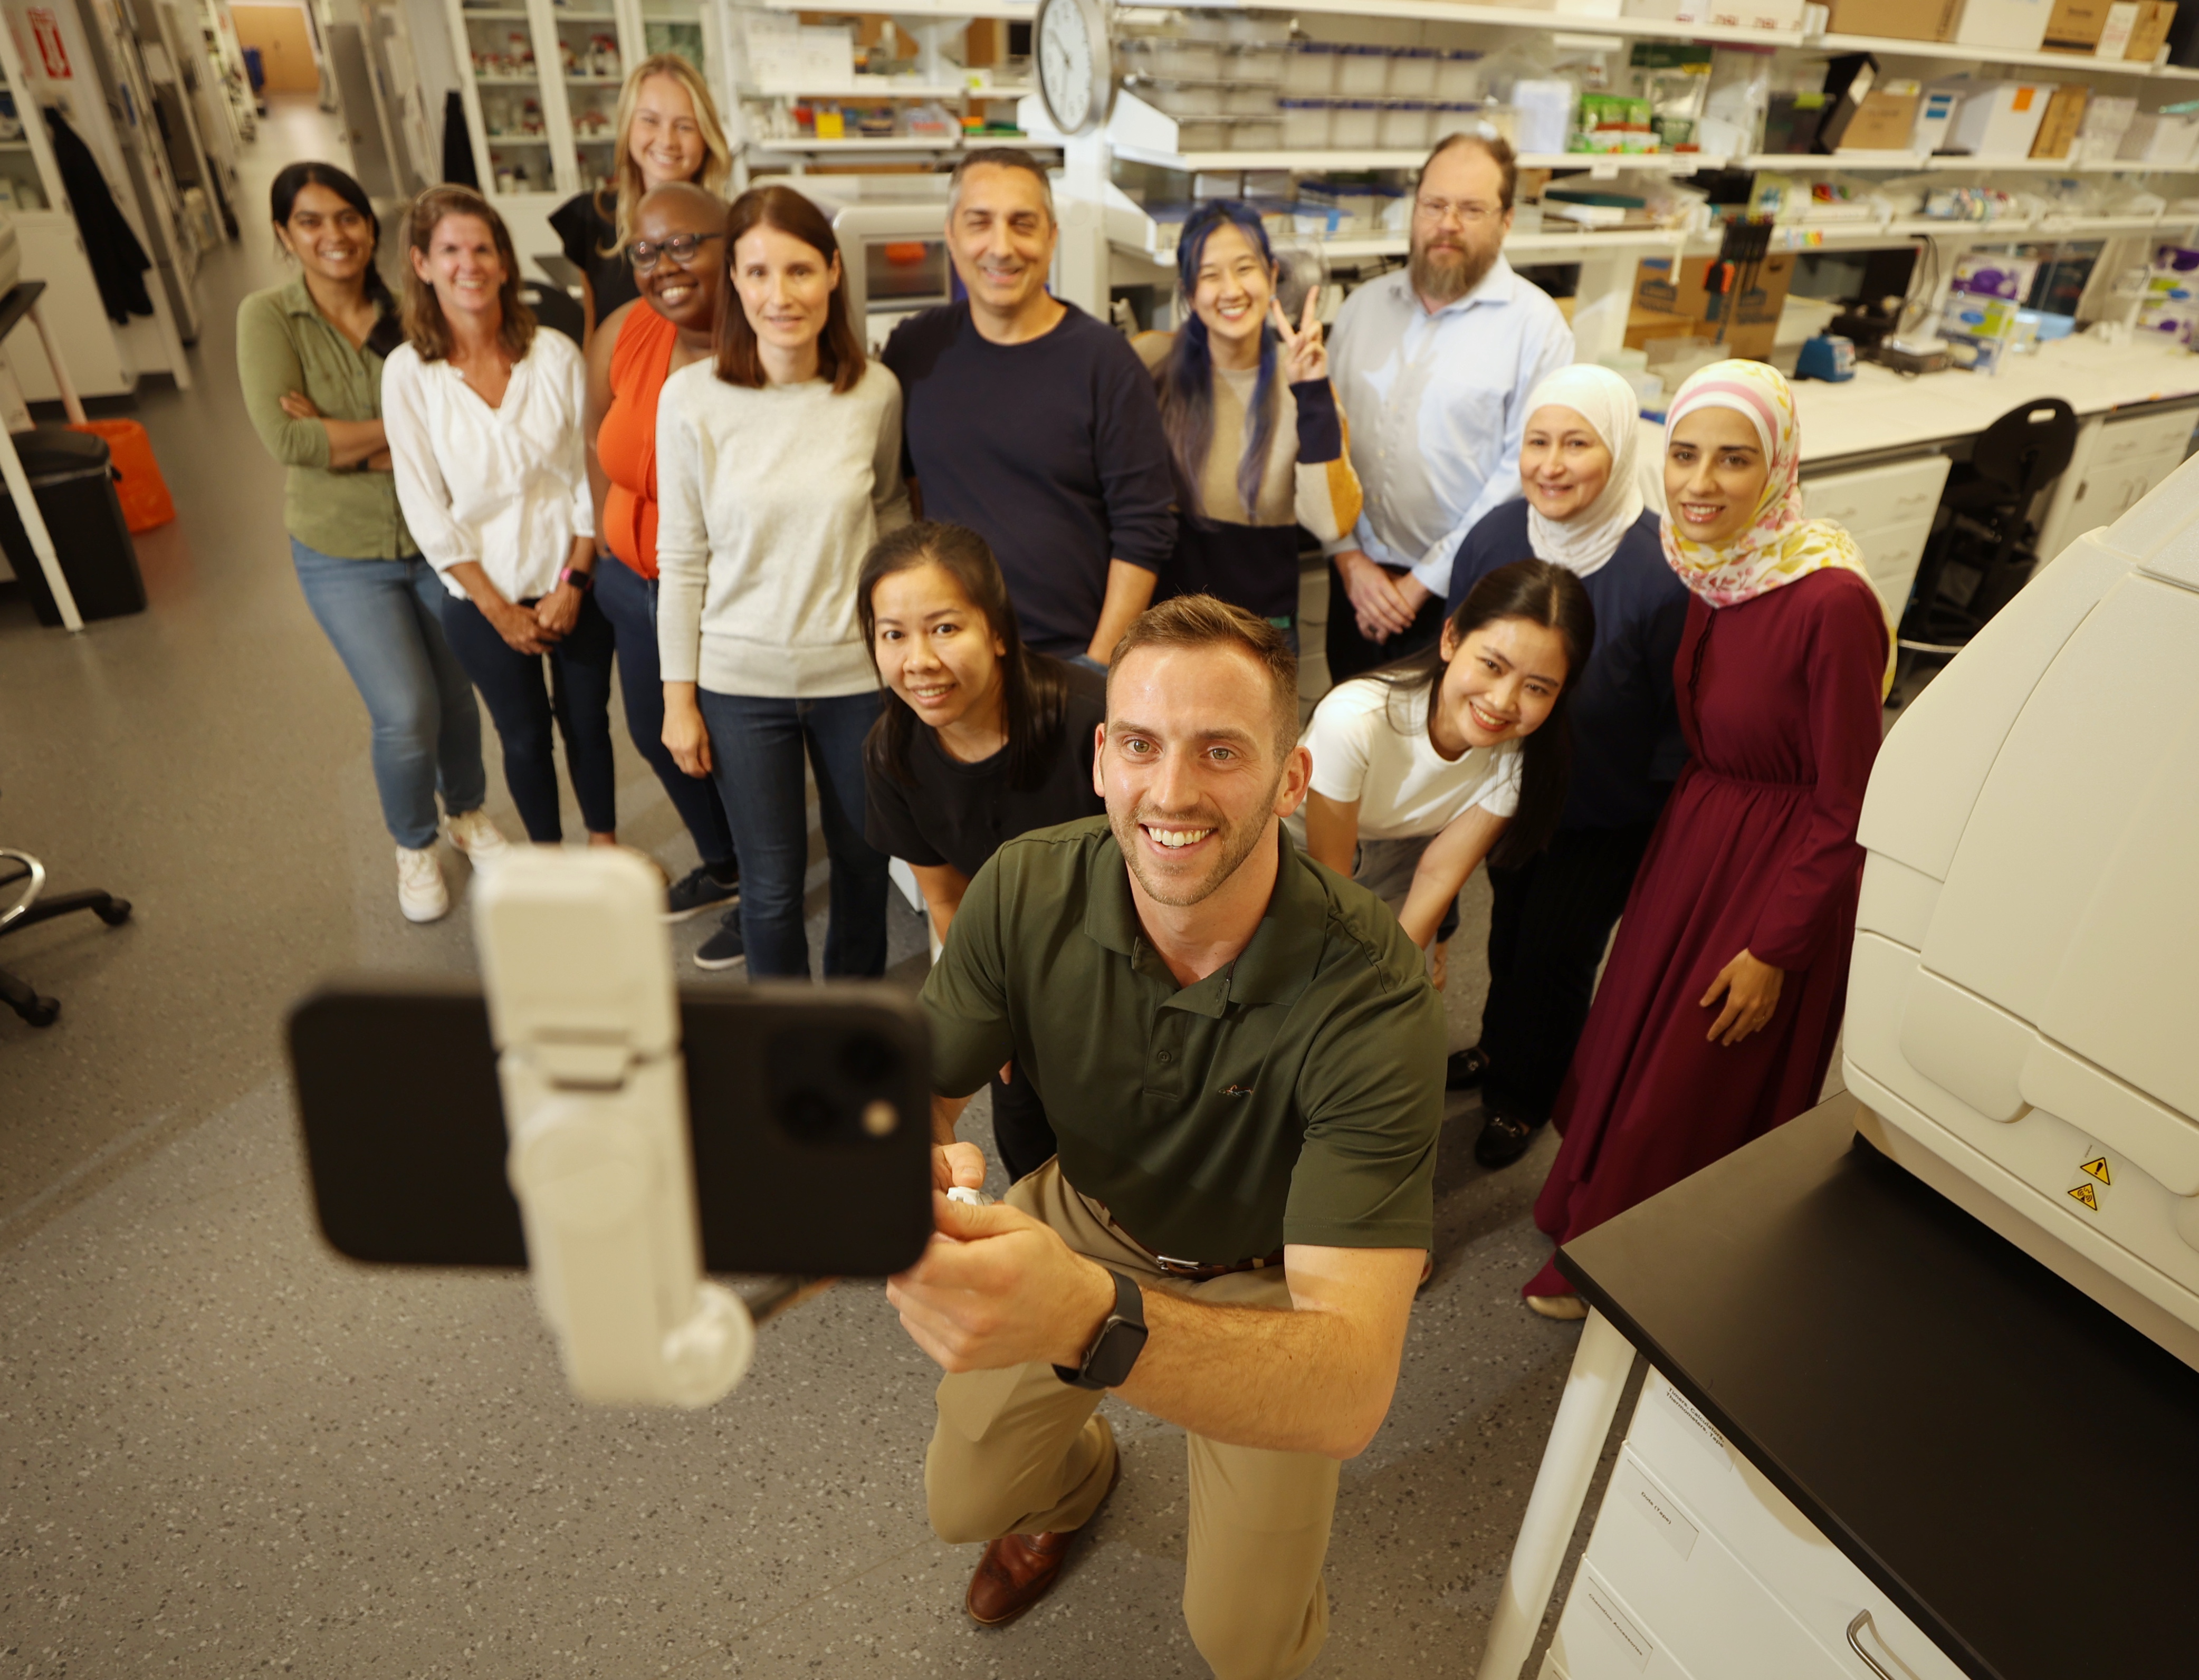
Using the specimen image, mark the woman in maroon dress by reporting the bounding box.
[1523,360,1891,1317]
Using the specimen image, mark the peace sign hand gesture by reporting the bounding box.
[1271,290,1327,385]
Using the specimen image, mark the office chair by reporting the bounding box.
[1,848,131,1027]
[1900,397,2078,660]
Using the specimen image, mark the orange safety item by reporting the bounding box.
[69,418,174,533]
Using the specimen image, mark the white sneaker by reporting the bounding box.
[443,808,512,871]
[397,845,450,923]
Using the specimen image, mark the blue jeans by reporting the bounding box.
[696,689,887,979]
[440,589,618,843]
[290,540,486,850]
[594,555,735,870]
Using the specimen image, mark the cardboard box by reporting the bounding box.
[1823,0,1964,38]
[1840,88,1924,149]
[2126,0,2177,56]
[2029,84,2089,154]
[1956,0,2054,49]
[1947,79,2058,154]
[1627,251,1796,361]
[2043,0,2112,49]
[2096,0,2141,52]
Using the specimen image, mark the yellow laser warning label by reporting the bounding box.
[2070,1183,2099,1211]
[2081,1157,2111,1185]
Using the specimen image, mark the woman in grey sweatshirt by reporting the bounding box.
[656,185,911,978]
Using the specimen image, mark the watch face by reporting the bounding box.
[1038,0,1095,136]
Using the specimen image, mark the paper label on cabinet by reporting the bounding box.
[1578,1568,1657,1671]
[1614,1455,1701,1560]
[1659,1377,1736,1472]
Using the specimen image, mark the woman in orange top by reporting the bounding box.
[585,180,741,947]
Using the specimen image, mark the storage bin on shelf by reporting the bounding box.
[1380,99,1433,149]
[1284,41,1336,94]
[1177,117,1229,150]
[1123,37,1220,80]
[1437,50,1483,101]
[1431,100,1483,142]
[1227,43,1288,87]
[1226,83,1279,114]
[1232,118,1283,149]
[1389,48,1438,98]
[1141,79,1229,118]
[1335,45,1391,97]
[1280,98,1333,148]
[1331,100,1381,148]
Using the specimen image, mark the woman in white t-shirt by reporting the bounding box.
[1301,559,1595,961]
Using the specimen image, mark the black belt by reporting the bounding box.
[1152,1247,1287,1283]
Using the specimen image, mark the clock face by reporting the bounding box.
[1038,0,1097,136]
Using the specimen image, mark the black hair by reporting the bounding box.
[270,161,403,358]
[1155,200,1282,525]
[1359,558,1595,868]
[857,521,1074,793]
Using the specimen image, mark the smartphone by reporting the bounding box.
[287,980,934,1277]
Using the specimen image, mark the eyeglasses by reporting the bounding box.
[631,231,724,272]
[1414,197,1501,226]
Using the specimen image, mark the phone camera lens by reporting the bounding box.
[841,1031,900,1084]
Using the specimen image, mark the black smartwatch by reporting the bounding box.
[1055,1269,1148,1391]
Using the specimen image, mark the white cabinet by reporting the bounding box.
[1801,453,1953,625]
[2035,402,2198,571]
[1549,1369,1968,1680]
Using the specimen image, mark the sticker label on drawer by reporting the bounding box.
[1660,1379,1735,1472]
[1578,1568,1657,1672]
[1614,1454,1700,1560]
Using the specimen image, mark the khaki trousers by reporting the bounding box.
[924,1160,1341,1680]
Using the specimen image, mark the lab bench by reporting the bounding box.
[1475,1094,2199,1680]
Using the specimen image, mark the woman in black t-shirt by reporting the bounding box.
[860,520,1105,1182]
[549,53,731,345]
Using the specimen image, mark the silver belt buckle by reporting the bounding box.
[1154,1254,1207,1277]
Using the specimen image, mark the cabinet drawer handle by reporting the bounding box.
[1846,1609,1922,1680]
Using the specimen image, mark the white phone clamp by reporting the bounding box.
[472,847,752,1408]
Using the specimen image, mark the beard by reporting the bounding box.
[1409,233,1497,306]
[1108,777,1283,910]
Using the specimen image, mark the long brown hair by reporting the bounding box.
[714,185,866,395]
[600,54,733,257]
[1361,558,1594,868]
[400,185,534,364]
[858,522,1074,792]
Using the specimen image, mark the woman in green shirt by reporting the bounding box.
[236,161,507,924]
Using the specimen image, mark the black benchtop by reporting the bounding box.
[1556,1095,2199,1680]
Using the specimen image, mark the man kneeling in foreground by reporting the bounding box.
[887,595,1445,1679]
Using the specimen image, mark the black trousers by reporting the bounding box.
[1324,563,1447,684]
[1480,819,1660,1126]
[440,590,618,843]
[989,1061,1059,1185]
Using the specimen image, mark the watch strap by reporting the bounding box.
[559,564,595,592]
[1055,1268,1148,1391]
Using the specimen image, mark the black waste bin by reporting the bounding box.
[1,425,145,627]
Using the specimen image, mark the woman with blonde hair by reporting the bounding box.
[384,185,617,853]
[551,52,733,343]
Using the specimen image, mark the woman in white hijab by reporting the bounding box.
[1442,362,1694,1171]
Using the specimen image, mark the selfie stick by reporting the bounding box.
[473,848,753,1408]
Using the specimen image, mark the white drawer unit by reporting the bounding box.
[1802,454,1954,625]
[2035,403,2199,573]
[1544,1557,1709,1680]
[1619,1370,1968,1680]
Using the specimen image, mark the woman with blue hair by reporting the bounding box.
[1135,201,1362,652]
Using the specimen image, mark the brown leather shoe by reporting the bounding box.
[964,1455,1121,1627]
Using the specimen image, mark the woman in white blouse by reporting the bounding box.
[656,184,910,979]
[384,185,617,850]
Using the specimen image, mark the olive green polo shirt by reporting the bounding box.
[921,816,1445,1263]
[235,276,413,560]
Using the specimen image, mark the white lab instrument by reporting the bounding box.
[1845,448,2199,1372]
[473,847,753,1407]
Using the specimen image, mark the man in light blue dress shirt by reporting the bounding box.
[1324,133,1576,683]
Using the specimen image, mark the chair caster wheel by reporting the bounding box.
[96,899,132,926]
[19,995,59,1027]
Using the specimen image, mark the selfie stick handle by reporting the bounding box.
[473,847,752,1408]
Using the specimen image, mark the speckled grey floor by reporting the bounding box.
[0,99,1633,1678]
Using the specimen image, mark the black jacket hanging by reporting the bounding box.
[441,90,477,188]
[43,108,152,324]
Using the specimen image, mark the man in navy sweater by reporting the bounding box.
[883,149,1176,667]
